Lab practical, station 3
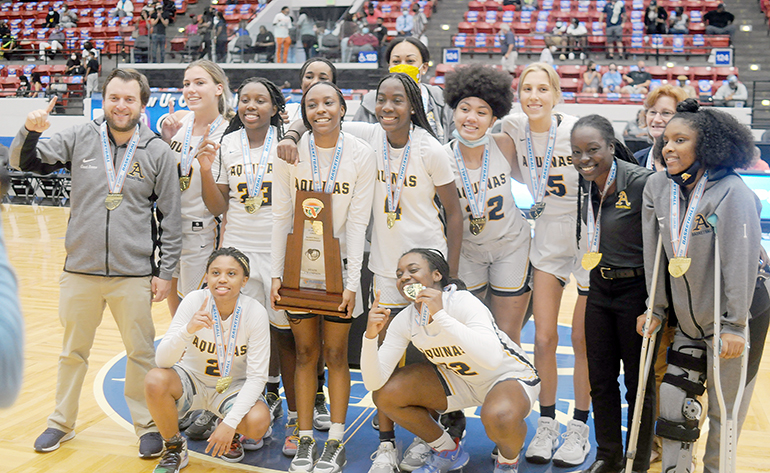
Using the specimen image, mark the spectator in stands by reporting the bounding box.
[111,0,134,18]
[704,3,736,39]
[235,20,249,37]
[255,25,276,62]
[500,22,517,73]
[601,0,625,60]
[634,84,689,168]
[742,146,770,171]
[624,108,649,139]
[411,3,428,43]
[583,61,601,93]
[197,9,213,60]
[149,0,171,63]
[16,75,30,98]
[621,60,652,94]
[602,63,622,93]
[297,9,318,60]
[84,50,100,98]
[59,6,77,29]
[0,20,8,39]
[713,74,748,107]
[395,7,414,37]
[82,40,99,61]
[66,52,85,75]
[344,26,379,62]
[566,18,587,60]
[138,8,151,36]
[213,10,228,63]
[668,7,689,34]
[273,6,293,63]
[546,21,568,60]
[30,73,44,98]
[44,6,60,29]
[521,0,538,11]
[185,13,198,35]
[644,0,667,34]
[365,4,383,28]
[676,75,698,98]
[341,12,357,38]
[39,25,65,60]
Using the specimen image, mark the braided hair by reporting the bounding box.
[572,114,637,247]
[207,247,250,278]
[222,77,286,139]
[402,248,466,290]
[377,73,437,140]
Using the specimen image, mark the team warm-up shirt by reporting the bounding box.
[156,289,270,429]
[501,113,580,218]
[214,127,277,253]
[271,131,376,293]
[169,112,228,234]
[361,289,539,391]
[343,123,456,278]
[444,138,530,246]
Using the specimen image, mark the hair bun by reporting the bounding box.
[676,98,700,113]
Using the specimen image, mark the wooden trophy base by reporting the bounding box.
[275,287,346,317]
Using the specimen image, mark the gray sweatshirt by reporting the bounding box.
[642,169,761,339]
[10,118,181,280]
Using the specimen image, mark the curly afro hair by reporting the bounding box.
[653,98,754,171]
[443,64,513,119]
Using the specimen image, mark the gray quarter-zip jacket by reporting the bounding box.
[10,117,181,280]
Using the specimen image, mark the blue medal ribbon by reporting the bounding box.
[453,142,489,220]
[180,115,224,177]
[525,115,558,204]
[586,160,617,254]
[100,122,140,194]
[241,126,274,199]
[646,147,655,170]
[210,295,243,381]
[309,132,345,194]
[670,171,709,258]
[382,134,412,213]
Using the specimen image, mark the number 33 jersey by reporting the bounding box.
[502,112,580,219]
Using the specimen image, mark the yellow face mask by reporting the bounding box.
[389,64,421,84]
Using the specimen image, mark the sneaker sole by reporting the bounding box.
[525,454,553,465]
[283,444,299,456]
[314,459,347,473]
[222,451,245,463]
[35,430,76,453]
[313,419,331,431]
[553,449,590,468]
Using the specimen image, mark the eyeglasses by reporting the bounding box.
[646,109,675,119]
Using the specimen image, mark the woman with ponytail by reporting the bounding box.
[361,248,539,473]
[571,114,655,473]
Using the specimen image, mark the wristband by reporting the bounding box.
[282,130,300,144]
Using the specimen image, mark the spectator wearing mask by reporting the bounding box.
[111,0,134,18]
[44,7,59,29]
[621,60,652,94]
[546,20,567,60]
[411,3,428,43]
[583,61,601,93]
[644,0,667,34]
[704,3,736,38]
[344,26,379,62]
[601,0,625,59]
[84,50,100,98]
[66,52,85,75]
[395,7,414,37]
[669,6,689,34]
[566,18,587,59]
[713,74,748,107]
[272,6,292,63]
[59,6,77,28]
[149,1,171,63]
[602,63,622,93]
[365,4,383,27]
[39,25,65,60]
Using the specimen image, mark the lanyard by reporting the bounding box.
[210,295,243,380]
[586,160,617,254]
[382,134,412,213]
[670,171,708,258]
[309,132,344,193]
[241,127,274,198]
[525,115,558,204]
[100,122,140,194]
[646,147,654,170]
[453,142,489,219]
[180,115,223,177]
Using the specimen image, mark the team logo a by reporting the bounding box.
[615,191,631,209]
[692,213,713,235]
[128,162,144,179]
[302,198,324,219]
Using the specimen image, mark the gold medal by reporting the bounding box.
[386,211,397,229]
[469,216,486,236]
[403,283,425,301]
[179,176,191,192]
[215,376,233,394]
[528,202,546,220]
[105,193,123,210]
[668,257,691,278]
[581,252,603,271]
[312,220,323,235]
[244,196,261,214]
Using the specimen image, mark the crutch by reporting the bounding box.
[624,233,663,473]
[707,214,749,473]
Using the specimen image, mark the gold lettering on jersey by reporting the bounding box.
[456,173,507,200]
[377,170,418,187]
[418,345,466,360]
[230,163,273,177]
[192,337,248,356]
[294,178,350,195]
[615,191,631,209]
[522,155,573,168]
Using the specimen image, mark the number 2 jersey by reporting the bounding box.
[501,112,579,219]
[360,289,539,392]
[155,289,270,429]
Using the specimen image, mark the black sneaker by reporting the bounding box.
[314,439,346,473]
[186,410,217,440]
[266,391,283,423]
[153,437,188,473]
[289,435,317,472]
[34,428,75,453]
[139,432,164,459]
[178,410,197,431]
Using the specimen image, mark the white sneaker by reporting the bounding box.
[368,441,399,473]
[553,419,590,468]
[525,417,560,464]
[313,393,331,431]
[399,437,432,472]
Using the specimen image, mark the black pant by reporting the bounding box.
[585,271,656,471]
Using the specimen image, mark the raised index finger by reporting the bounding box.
[46,96,57,114]
[200,294,210,312]
[372,290,380,309]
[169,98,175,115]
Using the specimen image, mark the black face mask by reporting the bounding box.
[666,159,703,187]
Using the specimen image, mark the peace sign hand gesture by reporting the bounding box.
[24,96,57,133]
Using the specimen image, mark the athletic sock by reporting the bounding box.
[427,432,456,452]
[379,429,396,446]
[497,451,519,465]
[299,429,313,440]
[573,408,590,424]
[540,404,556,419]
[328,423,345,442]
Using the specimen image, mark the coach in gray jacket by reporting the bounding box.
[10,68,181,458]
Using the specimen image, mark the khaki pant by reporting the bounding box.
[47,272,157,436]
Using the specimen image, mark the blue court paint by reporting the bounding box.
[99,322,629,472]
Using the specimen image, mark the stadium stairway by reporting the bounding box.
[731,0,770,127]
[423,0,471,67]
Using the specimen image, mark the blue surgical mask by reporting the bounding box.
[452,129,490,148]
